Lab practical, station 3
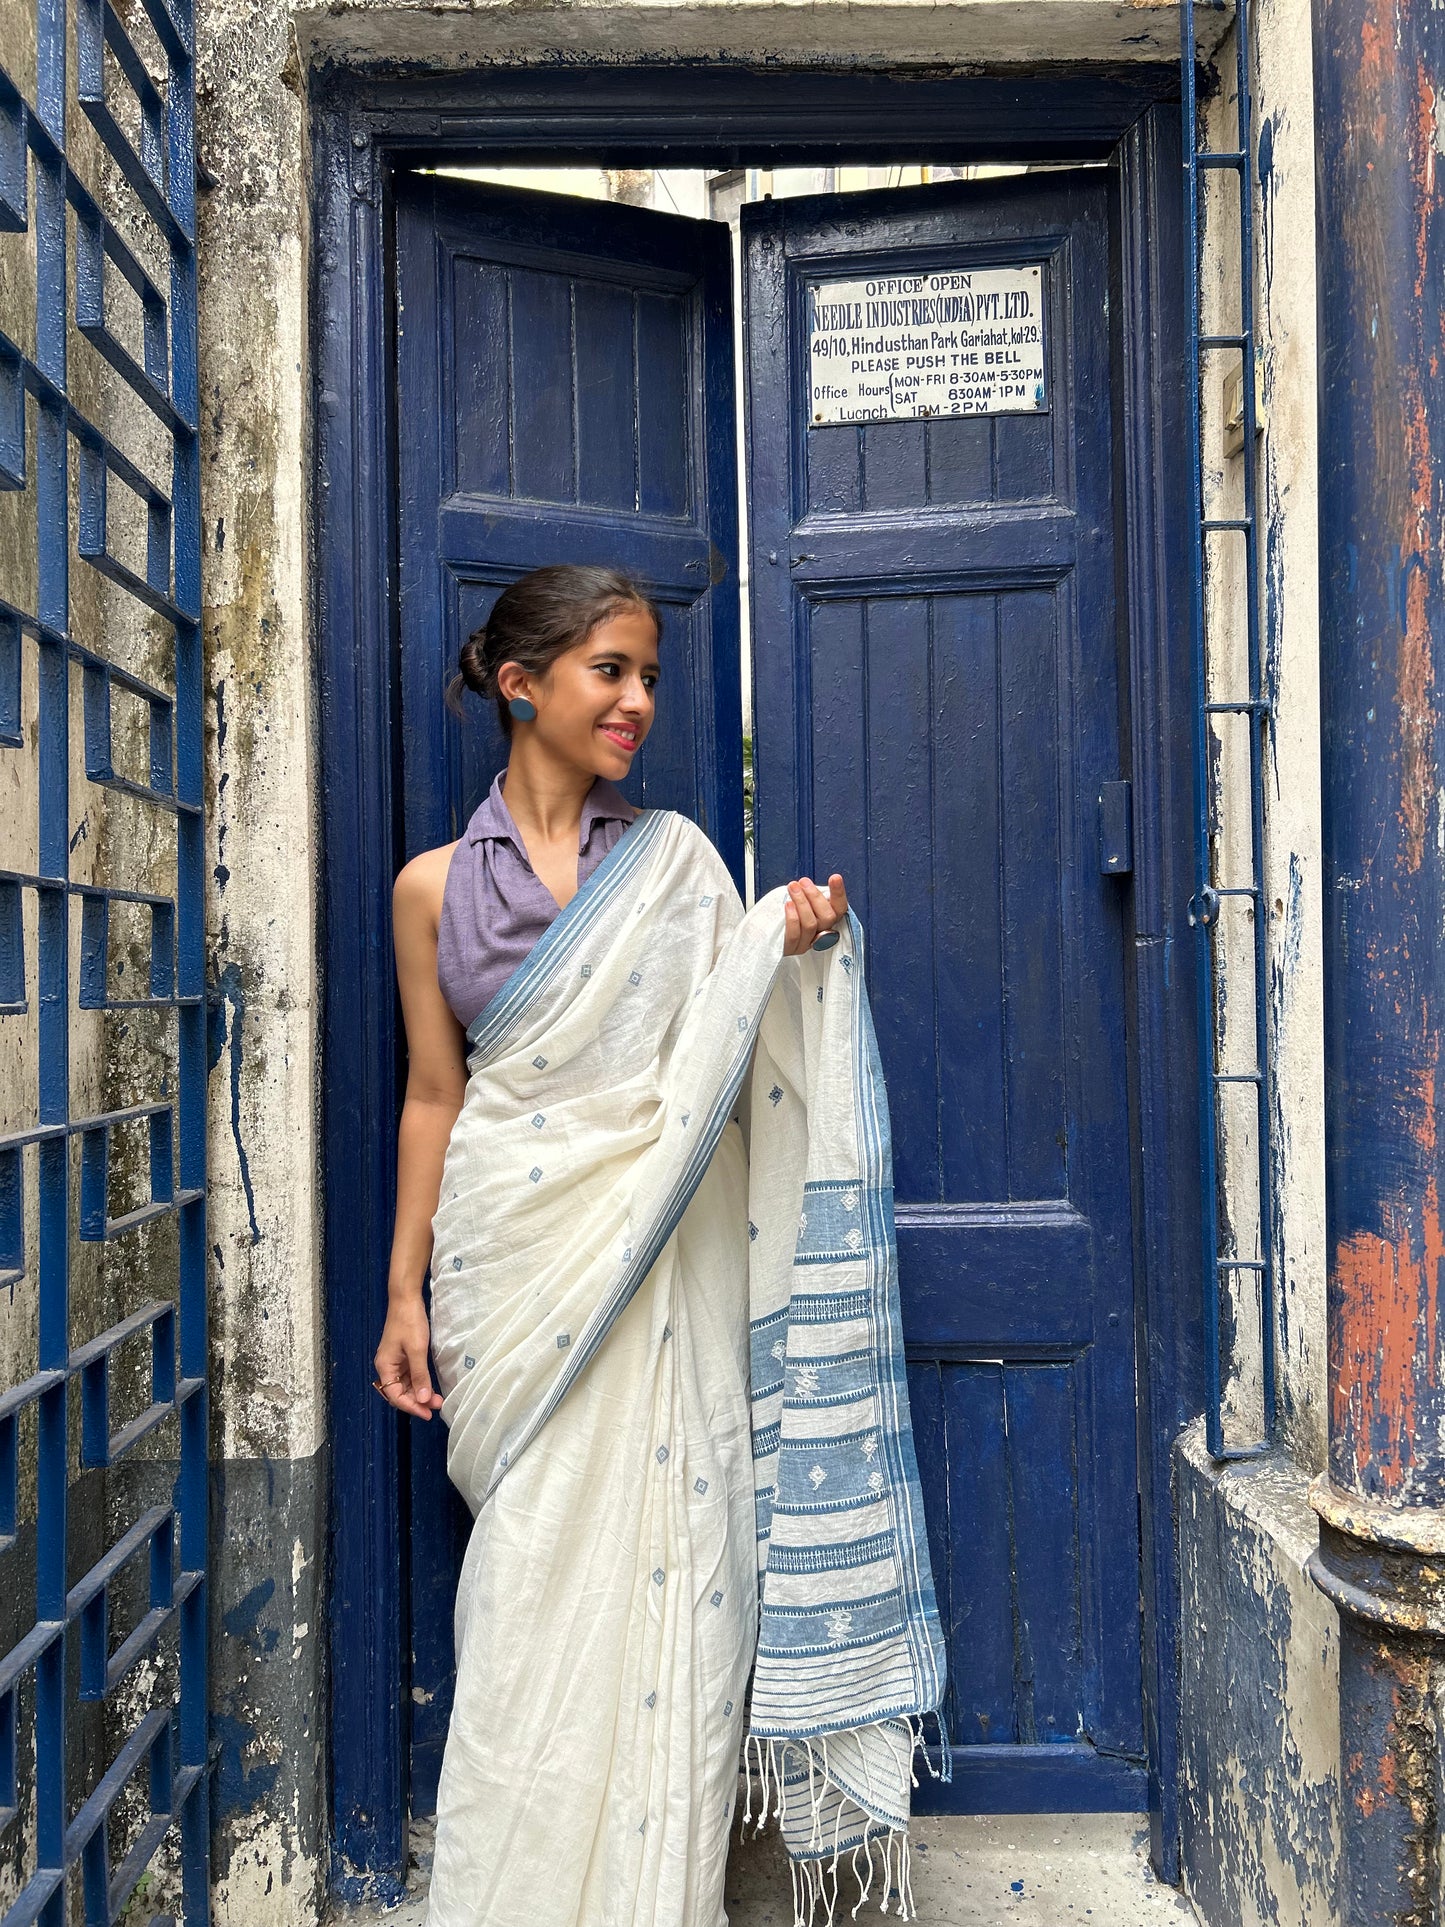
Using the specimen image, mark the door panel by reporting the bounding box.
[744,174,1145,1808]
[397,176,743,875]
[394,175,741,1810]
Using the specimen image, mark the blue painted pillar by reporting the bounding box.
[1307,0,1445,1920]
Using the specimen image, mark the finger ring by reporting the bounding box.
[811,929,840,951]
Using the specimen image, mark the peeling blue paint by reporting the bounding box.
[223,1576,280,1657]
[208,960,260,1242]
[1179,1440,1339,1927]
[1256,113,1275,291]
[211,1710,282,1819]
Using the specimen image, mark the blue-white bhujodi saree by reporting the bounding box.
[424,807,947,1927]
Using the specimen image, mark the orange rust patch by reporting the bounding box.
[1358,10,1389,89]
[1356,1778,1384,1818]
[1332,1041,1444,1484]
[1358,9,1392,148]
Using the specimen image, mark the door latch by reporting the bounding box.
[1098,780,1133,876]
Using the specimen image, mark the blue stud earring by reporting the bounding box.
[507,695,537,721]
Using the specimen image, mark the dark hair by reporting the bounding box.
[445,564,662,737]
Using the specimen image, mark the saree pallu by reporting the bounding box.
[424,808,947,1927]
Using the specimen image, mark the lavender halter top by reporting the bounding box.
[436,770,639,1032]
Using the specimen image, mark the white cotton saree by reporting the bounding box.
[423,806,947,1927]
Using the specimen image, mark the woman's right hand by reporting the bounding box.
[783,872,848,957]
[374,1294,446,1420]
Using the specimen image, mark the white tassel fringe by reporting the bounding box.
[738,1719,933,1927]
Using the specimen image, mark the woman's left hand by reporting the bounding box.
[782,873,848,957]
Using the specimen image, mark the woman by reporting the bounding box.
[374,566,945,1927]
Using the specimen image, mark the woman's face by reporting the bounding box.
[530,605,660,779]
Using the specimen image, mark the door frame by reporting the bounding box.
[311,62,1202,1901]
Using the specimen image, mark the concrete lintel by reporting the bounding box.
[294,0,1234,73]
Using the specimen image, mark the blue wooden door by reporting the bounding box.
[744,174,1146,1810]
[393,175,741,1808]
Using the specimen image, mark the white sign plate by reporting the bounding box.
[808,264,1047,426]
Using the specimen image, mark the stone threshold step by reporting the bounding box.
[325,1812,1200,1927]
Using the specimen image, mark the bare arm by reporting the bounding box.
[373,847,467,1420]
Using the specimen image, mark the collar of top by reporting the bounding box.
[467,769,639,853]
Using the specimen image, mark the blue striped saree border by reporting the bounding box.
[464,805,668,1062]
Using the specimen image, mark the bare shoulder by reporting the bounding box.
[393,840,461,933]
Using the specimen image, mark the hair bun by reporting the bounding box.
[457,630,490,698]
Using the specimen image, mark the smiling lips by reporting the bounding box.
[598,724,638,750]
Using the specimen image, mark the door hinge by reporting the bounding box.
[1098,779,1133,876]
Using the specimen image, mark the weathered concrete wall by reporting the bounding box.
[1177,1425,1341,1927]
[1250,0,1326,1475]
[1174,10,1335,1922]
[196,0,326,1915]
[1197,2,1327,1471]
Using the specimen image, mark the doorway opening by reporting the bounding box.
[314,66,1199,1901]
[394,150,1147,1820]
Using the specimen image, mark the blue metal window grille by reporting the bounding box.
[1180,0,1276,1459]
[0,0,208,1916]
